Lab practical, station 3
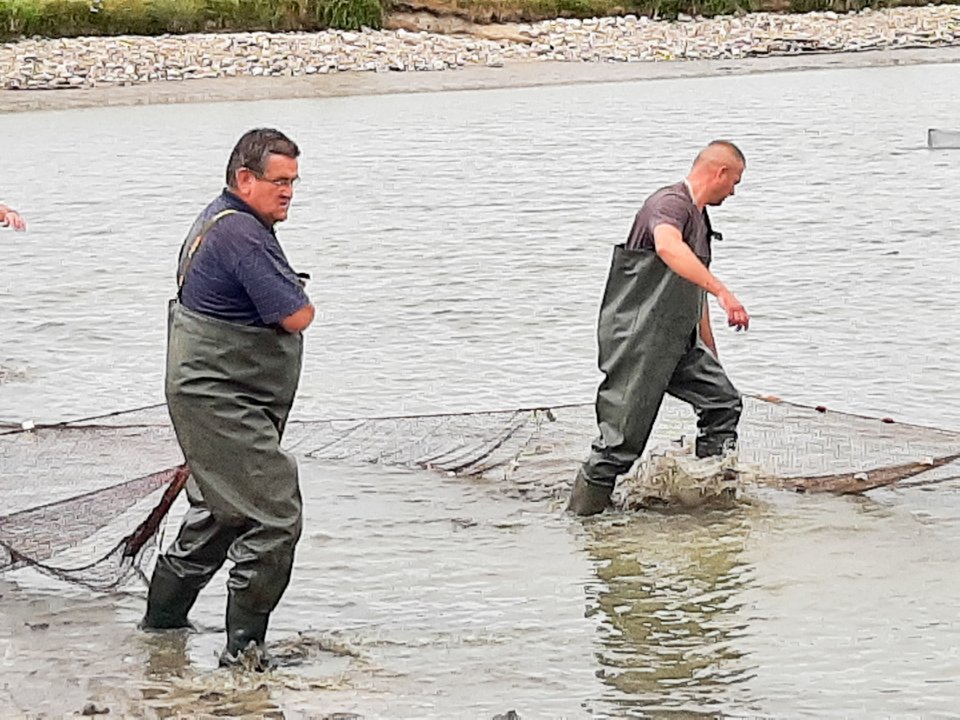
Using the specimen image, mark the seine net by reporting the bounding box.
[3,394,960,591]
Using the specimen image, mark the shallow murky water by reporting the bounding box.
[3,60,960,718]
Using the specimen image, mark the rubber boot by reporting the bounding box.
[139,563,202,630]
[566,471,614,517]
[695,434,737,459]
[218,594,272,671]
[696,435,739,482]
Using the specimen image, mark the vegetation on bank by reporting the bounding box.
[444,0,950,23]
[0,0,953,42]
[0,0,384,40]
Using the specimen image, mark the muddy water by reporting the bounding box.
[3,60,960,718]
[6,465,960,718]
[1,462,598,718]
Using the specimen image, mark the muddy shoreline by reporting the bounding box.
[1,44,959,114]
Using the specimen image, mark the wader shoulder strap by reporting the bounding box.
[176,208,239,299]
[703,208,722,243]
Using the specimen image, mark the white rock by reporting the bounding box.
[2,5,960,90]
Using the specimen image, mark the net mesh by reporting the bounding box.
[3,394,960,591]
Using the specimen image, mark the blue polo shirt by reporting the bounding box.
[178,191,309,327]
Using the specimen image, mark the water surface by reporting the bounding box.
[2,61,960,718]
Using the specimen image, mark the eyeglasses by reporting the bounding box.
[243,168,300,188]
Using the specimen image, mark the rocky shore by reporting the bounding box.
[2,5,959,91]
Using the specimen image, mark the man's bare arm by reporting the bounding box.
[280,303,315,333]
[699,297,718,357]
[653,223,749,331]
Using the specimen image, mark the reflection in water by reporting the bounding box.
[580,509,760,718]
[142,628,191,679]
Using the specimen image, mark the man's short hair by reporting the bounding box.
[696,140,746,168]
[226,128,300,188]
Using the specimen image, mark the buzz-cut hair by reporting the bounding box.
[695,140,746,167]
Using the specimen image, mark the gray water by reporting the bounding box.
[2,61,960,718]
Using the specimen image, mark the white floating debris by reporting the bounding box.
[854,472,869,482]
[613,442,761,510]
[21,420,35,431]
[928,128,960,150]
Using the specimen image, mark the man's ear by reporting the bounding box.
[233,168,252,194]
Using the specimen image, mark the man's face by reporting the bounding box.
[708,161,744,206]
[234,154,299,225]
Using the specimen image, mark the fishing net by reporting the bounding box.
[3,394,960,592]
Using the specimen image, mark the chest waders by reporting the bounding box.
[142,208,305,669]
[567,245,742,516]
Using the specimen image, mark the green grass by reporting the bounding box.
[418,0,948,22]
[0,0,950,41]
[0,0,384,40]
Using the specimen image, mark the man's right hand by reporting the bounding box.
[717,290,749,331]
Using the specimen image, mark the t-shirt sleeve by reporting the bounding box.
[647,192,692,239]
[226,217,310,326]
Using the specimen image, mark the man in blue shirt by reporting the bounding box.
[178,168,312,328]
[142,128,314,670]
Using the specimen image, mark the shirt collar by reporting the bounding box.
[221,189,274,232]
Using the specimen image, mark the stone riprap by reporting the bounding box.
[2,5,960,90]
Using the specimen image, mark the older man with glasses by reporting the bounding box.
[141,128,314,670]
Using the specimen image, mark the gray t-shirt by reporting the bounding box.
[625,181,713,266]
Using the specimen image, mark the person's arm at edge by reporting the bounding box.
[0,203,26,231]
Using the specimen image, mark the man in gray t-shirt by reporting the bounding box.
[568,141,751,516]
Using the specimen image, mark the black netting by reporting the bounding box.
[3,395,960,591]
